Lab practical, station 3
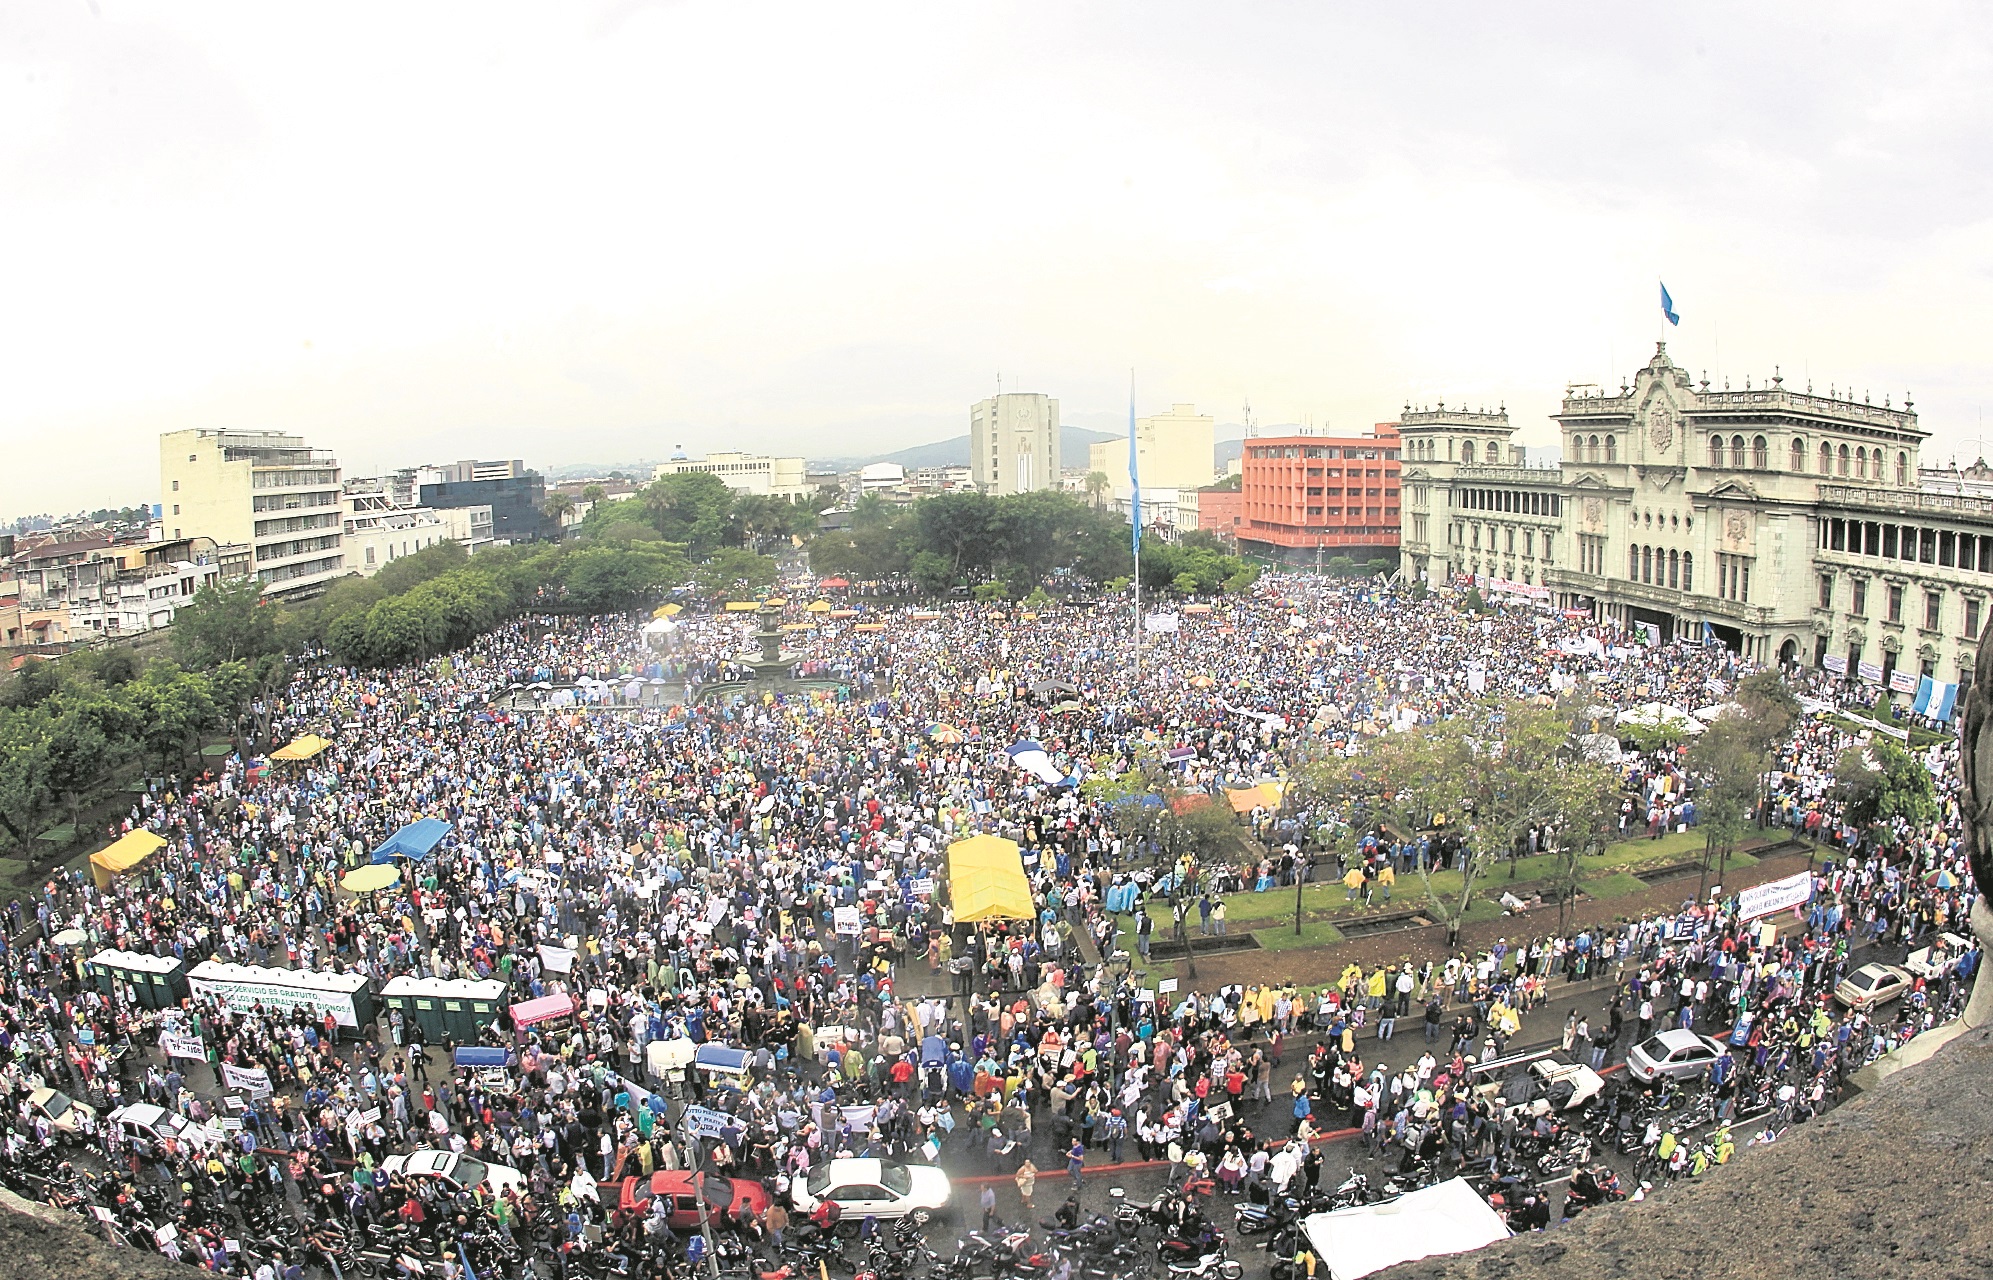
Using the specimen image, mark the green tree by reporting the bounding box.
[1085,470,1111,509]
[643,472,736,556]
[1686,716,1765,896]
[693,547,778,599]
[173,578,280,668]
[1834,738,1938,829]
[0,658,64,709]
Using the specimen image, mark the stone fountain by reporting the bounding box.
[741,601,802,685]
[692,600,840,703]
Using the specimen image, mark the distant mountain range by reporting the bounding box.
[819,426,1120,472]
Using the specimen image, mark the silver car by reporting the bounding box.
[1625,1028,1731,1083]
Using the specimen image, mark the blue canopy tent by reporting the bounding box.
[693,1044,751,1076]
[370,818,453,865]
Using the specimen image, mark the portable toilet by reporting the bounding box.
[86,949,189,1011]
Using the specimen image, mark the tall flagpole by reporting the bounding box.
[1130,369,1141,687]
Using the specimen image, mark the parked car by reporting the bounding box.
[27,1088,96,1143]
[1905,933,1973,981]
[619,1170,770,1229]
[381,1148,528,1198]
[1835,963,1913,1011]
[107,1102,219,1153]
[790,1158,951,1220]
[1625,1029,1732,1083]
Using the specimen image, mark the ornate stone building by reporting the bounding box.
[1400,343,1986,696]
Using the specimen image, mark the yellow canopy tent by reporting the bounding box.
[270,734,333,762]
[724,601,761,612]
[947,834,1035,922]
[806,600,833,613]
[340,863,402,893]
[1225,782,1285,814]
[90,830,165,889]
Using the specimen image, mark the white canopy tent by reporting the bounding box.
[1614,701,1707,735]
[1301,1179,1512,1280]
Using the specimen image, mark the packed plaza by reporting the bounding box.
[0,573,1981,1280]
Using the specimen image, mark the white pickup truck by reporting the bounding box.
[1468,1049,1606,1118]
[1905,932,1974,981]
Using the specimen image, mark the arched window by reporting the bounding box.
[1462,441,1476,464]
[1709,437,1724,467]
[1588,434,1600,462]
[1791,438,1807,472]
[1752,435,1769,469]
[1642,545,1653,583]
[1683,552,1694,592]
[1855,447,1868,480]
[1668,548,1680,588]
[1731,435,1747,467]
[1605,435,1618,463]
[1838,443,1850,476]
[1820,442,1833,474]
[1898,452,1909,486]
[1629,545,1639,579]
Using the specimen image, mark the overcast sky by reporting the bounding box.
[3,1,1990,515]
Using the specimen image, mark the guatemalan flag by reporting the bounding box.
[1660,282,1680,327]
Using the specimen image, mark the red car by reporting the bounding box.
[618,1170,770,1230]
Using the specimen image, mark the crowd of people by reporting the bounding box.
[0,572,1978,1279]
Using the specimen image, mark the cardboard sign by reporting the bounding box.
[1158,978,1179,994]
[834,906,862,936]
[161,1033,208,1062]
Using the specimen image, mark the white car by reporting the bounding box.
[107,1102,220,1152]
[791,1158,951,1220]
[382,1148,528,1198]
[27,1088,96,1143]
[1624,1029,1732,1083]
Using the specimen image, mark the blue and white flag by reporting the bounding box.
[1660,281,1680,327]
[1128,378,1141,553]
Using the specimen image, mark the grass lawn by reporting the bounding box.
[1581,871,1648,899]
[1112,826,1788,938]
[1252,921,1347,951]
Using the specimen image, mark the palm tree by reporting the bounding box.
[1085,470,1111,509]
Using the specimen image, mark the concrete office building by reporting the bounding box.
[1400,342,1988,695]
[1088,403,1217,499]
[651,450,811,500]
[970,393,1060,495]
[159,429,346,596]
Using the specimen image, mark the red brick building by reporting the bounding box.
[1237,424,1401,564]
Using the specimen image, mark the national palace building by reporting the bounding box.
[1397,342,1988,695]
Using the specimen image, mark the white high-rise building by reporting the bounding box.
[970,393,1060,495]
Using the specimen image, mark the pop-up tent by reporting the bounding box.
[370,818,453,864]
[90,829,165,889]
[947,834,1034,922]
[1301,1178,1511,1280]
[270,734,334,761]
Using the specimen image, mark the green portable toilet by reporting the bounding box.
[87,949,189,1011]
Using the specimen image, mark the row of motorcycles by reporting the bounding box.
[776,1190,1246,1280]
